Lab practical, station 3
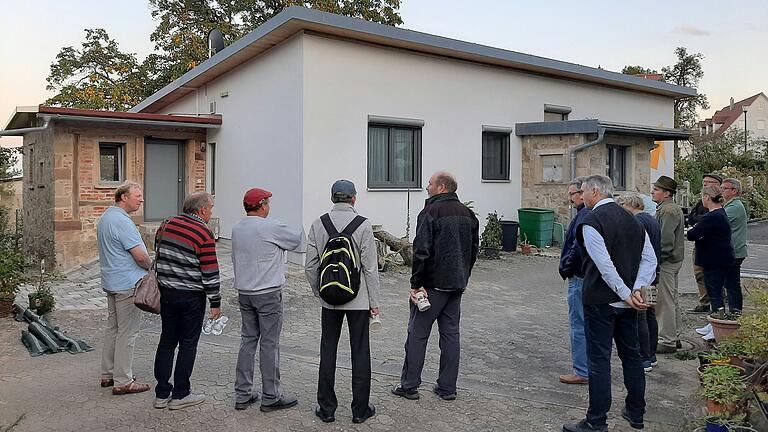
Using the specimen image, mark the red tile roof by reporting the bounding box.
[700,93,764,135]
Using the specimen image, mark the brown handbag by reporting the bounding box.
[134,220,168,314]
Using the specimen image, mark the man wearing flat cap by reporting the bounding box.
[651,176,685,355]
[305,179,381,424]
[232,188,304,412]
[687,174,723,312]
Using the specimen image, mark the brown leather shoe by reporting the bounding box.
[112,380,150,395]
[559,374,589,384]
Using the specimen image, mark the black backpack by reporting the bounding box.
[318,213,367,305]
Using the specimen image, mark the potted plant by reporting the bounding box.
[519,233,533,255]
[716,337,749,367]
[480,211,502,259]
[699,351,731,367]
[28,259,55,316]
[702,413,750,432]
[0,248,24,318]
[698,365,747,414]
[708,310,742,342]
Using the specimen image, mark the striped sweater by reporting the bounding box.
[156,214,221,308]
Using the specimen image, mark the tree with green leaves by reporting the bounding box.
[45,29,158,111]
[148,0,403,87]
[621,65,657,75]
[662,47,710,131]
[46,1,402,111]
[0,146,20,199]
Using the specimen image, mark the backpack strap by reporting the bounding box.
[341,215,367,237]
[320,213,339,237]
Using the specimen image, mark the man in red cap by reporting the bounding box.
[231,187,304,412]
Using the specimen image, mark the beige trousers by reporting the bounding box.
[656,260,683,348]
[100,288,142,386]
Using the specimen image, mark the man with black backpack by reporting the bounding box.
[305,179,381,424]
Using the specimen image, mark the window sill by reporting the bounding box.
[481,179,511,183]
[367,187,423,192]
[95,182,123,189]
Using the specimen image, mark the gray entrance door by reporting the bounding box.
[145,139,184,221]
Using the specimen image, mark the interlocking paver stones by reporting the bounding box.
[1,249,706,431]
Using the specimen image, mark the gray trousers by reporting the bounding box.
[400,288,462,394]
[234,290,284,404]
[657,260,683,348]
[100,288,142,386]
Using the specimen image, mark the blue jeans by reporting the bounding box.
[584,304,646,427]
[567,277,588,378]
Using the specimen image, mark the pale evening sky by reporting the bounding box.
[1,0,766,148]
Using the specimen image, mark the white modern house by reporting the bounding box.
[1,7,695,269]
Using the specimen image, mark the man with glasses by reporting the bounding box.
[687,174,723,313]
[558,177,590,385]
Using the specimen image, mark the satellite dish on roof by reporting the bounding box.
[208,29,225,58]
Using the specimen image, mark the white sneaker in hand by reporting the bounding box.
[211,316,229,335]
[702,330,715,341]
[695,324,712,335]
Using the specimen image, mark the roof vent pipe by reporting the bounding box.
[730,97,735,111]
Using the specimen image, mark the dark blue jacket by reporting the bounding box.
[559,204,589,279]
[411,193,480,291]
[686,208,734,269]
[636,212,661,285]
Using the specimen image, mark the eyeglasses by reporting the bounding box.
[569,191,583,197]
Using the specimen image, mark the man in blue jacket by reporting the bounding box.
[558,177,590,385]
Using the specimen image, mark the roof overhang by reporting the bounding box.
[131,6,698,114]
[515,119,691,141]
[2,106,222,133]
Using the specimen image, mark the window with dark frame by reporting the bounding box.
[367,124,422,189]
[606,145,627,190]
[481,131,510,180]
[99,143,124,183]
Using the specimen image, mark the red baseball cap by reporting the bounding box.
[243,188,272,207]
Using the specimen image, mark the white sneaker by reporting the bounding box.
[695,324,712,335]
[168,394,206,410]
[154,396,171,409]
[702,330,715,341]
[202,319,214,335]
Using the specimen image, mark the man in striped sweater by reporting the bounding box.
[153,192,221,410]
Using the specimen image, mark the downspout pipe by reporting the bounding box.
[570,126,605,181]
[569,126,605,219]
[0,115,52,136]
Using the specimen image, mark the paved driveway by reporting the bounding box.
[2,248,714,431]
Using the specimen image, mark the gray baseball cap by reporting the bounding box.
[331,179,357,199]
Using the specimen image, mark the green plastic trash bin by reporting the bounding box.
[517,208,555,248]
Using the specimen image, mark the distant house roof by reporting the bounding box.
[3,105,222,132]
[632,73,664,81]
[131,6,697,113]
[698,92,765,134]
[515,119,691,141]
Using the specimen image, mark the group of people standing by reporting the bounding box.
[558,173,748,432]
[95,171,479,424]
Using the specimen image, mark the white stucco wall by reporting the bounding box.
[161,35,304,246]
[301,34,675,237]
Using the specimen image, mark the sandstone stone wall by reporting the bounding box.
[521,133,655,227]
[22,124,55,267]
[0,178,23,217]
[31,120,207,271]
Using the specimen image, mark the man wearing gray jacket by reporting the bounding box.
[305,180,381,424]
[232,187,303,412]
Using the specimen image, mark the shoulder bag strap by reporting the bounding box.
[341,215,367,237]
[320,213,339,237]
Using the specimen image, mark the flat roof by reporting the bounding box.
[131,6,697,113]
[515,119,691,141]
[3,106,222,132]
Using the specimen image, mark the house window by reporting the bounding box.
[367,124,421,188]
[606,145,627,190]
[758,120,766,130]
[541,154,564,182]
[99,143,124,183]
[481,132,510,180]
[544,104,571,122]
